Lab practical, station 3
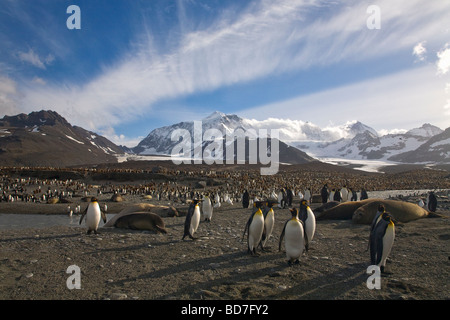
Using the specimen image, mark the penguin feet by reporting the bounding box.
[380,266,393,274]
[287,259,300,266]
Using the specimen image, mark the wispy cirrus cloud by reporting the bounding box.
[3,0,450,146]
[17,49,54,69]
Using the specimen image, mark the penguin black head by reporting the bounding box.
[266,199,278,208]
[191,199,203,205]
[300,199,308,207]
[381,211,394,223]
[91,197,98,202]
[253,201,265,208]
[289,207,298,218]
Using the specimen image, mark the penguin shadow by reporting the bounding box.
[0,232,80,243]
[265,261,370,299]
[107,249,285,298]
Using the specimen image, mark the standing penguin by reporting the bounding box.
[79,197,107,234]
[243,201,265,256]
[242,190,250,208]
[182,199,202,240]
[213,193,221,208]
[298,199,316,252]
[260,200,278,249]
[321,184,329,204]
[368,204,385,251]
[202,195,213,222]
[279,208,305,265]
[341,186,349,202]
[427,191,437,212]
[304,188,311,204]
[370,211,395,273]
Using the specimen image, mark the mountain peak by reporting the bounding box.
[406,123,443,137]
[0,110,69,127]
[203,111,227,121]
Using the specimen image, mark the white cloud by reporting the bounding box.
[378,128,408,136]
[238,65,449,131]
[444,99,450,116]
[98,126,144,148]
[413,42,427,62]
[437,44,450,75]
[0,75,21,115]
[32,77,46,85]
[17,49,53,69]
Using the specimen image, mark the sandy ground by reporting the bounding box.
[1,194,449,303]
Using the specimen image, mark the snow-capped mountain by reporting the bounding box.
[132,111,315,164]
[133,111,251,155]
[406,123,443,138]
[389,127,450,163]
[297,123,447,163]
[133,112,448,165]
[0,110,125,167]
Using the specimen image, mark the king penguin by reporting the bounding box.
[202,194,213,222]
[243,201,265,256]
[182,199,202,240]
[370,211,395,273]
[427,191,437,212]
[79,197,107,234]
[279,208,305,265]
[260,200,278,250]
[368,204,385,251]
[242,190,250,209]
[298,199,316,252]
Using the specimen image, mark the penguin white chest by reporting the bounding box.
[190,205,201,234]
[285,219,305,259]
[263,210,274,243]
[249,213,264,250]
[305,208,316,242]
[86,202,101,231]
[380,223,395,267]
[202,200,213,220]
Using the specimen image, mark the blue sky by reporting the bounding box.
[1,0,450,147]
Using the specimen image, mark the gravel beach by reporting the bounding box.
[1,195,449,302]
[1,165,449,308]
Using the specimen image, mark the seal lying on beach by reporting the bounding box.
[315,199,376,220]
[103,203,178,228]
[352,199,430,224]
[114,212,167,233]
[313,201,340,215]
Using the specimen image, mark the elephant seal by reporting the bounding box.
[313,201,340,215]
[111,193,124,202]
[103,203,178,228]
[315,199,377,220]
[352,199,429,224]
[114,212,167,233]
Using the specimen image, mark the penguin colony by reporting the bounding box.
[7,168,441,273]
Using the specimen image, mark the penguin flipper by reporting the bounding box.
[278,221,288,252]
[304,232,309,252]
[79,207,88,225]
[242,215,253,240]
[101,209,107,223]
